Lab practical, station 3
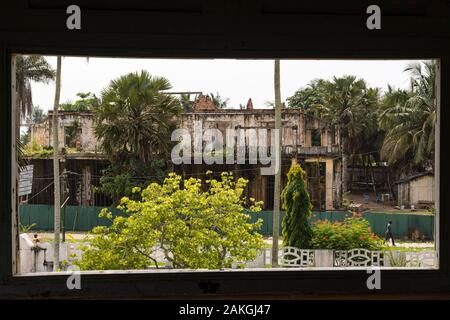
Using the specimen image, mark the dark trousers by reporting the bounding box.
[385,232,395,246]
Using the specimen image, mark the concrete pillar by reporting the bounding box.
[321,128,328,147]
[82,165,92,206]
[315,250,334,267]
[325,159,334,211]
[305,130,311,147]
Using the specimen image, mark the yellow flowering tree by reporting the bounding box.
[77,172,264,270]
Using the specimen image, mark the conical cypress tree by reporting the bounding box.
[281,162,313,248]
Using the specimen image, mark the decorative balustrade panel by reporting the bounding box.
[334,249,384,267]
[277,247,435,268]
[280,247,315,267]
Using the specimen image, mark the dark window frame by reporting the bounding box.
[0,0,449,298]
[311,129,322,147]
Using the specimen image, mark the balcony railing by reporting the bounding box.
[290,145,340,156]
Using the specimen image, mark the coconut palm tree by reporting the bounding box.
[15,55,54,167]
[379,61,436,171]
[15,55,55,121]
[297,76,379,192]
[94,70,182,163]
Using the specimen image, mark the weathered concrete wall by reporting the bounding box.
[31,123,49,146]
[31,109,339,156]
[178,109,342,210]
[19,233,69,274]
[30,111,100,152]
[180,109,338,151]
[29,108,343,209]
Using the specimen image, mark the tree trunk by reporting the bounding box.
[272,59,282,267]
[369,154,377,196]
[387,168,396,201]
[52,56,62,271]
[341,135,348,194]
[349,155,356,191]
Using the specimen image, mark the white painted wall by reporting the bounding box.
[19,233,69,274]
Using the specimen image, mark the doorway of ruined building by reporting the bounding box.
[265,175,274,210]
[305,161,326,211]
[264,162,326,211]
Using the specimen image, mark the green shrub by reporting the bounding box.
[310,213,383,250]
[281,162,313,249]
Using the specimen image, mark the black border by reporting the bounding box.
[1,0,450,298]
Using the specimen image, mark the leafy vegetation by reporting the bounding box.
[23,138,54,157]
[60,92,99,112]
[281,162,313,248]
[16,55,54,166]
[94,71,181,161]
[19,223,37,233]
[15,55,55,121]
[379,61,436,172]
[287,60,437,190]
[77,172,264,270]
[209,92,230,109]
[310,213,383,250]
[97,158,166,204]
[180,93,195,111]
[287,76,381,192]
[94,71,182,202]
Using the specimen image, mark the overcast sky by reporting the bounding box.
[30,57,419,112]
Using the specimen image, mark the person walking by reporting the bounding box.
[385,220,396,246]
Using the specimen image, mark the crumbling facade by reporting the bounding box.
[31,110,100,152]
[175,94,342,210]
[28,95,343,210]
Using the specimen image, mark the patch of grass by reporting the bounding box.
[38,236,91,244]
[382,246,434,252]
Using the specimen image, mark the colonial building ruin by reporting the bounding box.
[31,110,100,152]
[176,94,342,210]
[28,94,343,210]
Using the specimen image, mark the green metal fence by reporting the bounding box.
[249,210,434,239]
[19,204,125,232]
[19,204,435,240]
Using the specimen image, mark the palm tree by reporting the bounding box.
[302,76,378,192]
[288,76,381,192]
[379,61,436,171]
[180,93,195,111]
[209,92,229,109]
[15,55,55,121]
[94,70,182,163]
[15,55,54,167]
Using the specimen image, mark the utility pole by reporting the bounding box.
[52,56,62,271]
[272,59,282,267]
[61,167,67,243]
